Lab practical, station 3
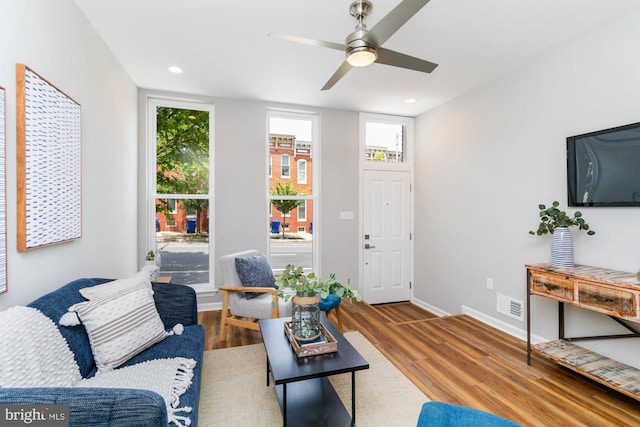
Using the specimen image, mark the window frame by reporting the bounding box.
[146,97,215,291]
[267,110,319,275]
[360,113,413,172]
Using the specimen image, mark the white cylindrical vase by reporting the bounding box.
[551,226,574,268]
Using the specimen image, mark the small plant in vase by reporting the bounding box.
[276,264,362,340]
[529,201,595,268]
[143,250,160,280]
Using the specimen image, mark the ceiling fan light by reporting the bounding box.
[347,47,377,67]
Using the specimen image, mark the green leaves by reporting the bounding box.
[275,264,363,303]
[529,201,596,236]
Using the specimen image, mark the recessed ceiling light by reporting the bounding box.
[168,66,183,74]
[405,98,418,104]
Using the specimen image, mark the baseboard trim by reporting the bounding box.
[198,301,221,312]
[461,304,548,344]
[196,292,549,344]
[411,296,451,317]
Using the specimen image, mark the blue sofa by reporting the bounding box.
[0,278,205,426]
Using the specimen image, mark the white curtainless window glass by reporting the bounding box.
[147,98,214,290]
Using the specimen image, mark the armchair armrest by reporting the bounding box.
[0,387,167,427]
[219,286,279,318]
[218,285,278,295]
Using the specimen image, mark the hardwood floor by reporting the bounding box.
[198,302,640,426]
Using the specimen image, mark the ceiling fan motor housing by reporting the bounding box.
[346,1,378,65]
[345,28,378,65]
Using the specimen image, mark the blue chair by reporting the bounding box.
[417,402,521,427]
[319,291,344,333]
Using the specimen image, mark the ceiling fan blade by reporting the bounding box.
[376,47,438,73]
[364,0,431,46]
[268,32,345,51]
[321,61,353,91]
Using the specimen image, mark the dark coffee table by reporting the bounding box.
[259,315,369,427]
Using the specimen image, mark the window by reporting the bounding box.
[163,199,177,226]
[298,159,307,184]
[298,201,306,221]
[281,155,290,178]
[147,98,214,289]
[364,118,406,163]
[268,112,317,274]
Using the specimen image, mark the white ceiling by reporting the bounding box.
[74,0,640,116]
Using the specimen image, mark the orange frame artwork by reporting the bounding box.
[16,64,81,251]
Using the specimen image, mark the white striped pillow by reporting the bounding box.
[68,283,169,373]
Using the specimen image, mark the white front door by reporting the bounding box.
[362,170,412,304]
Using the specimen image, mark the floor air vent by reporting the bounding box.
[497,293,524,321]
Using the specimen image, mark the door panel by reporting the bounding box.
[362,170,412,304]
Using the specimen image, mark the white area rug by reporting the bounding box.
[198,331,429,426]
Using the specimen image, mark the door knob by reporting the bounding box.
[364,244,376,249]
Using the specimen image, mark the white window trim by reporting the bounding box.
[360,112,413,172]
[146,97,216,292]
[266,109,320,275]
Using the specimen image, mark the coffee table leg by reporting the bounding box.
[352,371,356,426]
[283,383,287,427]
[266,355,270,386]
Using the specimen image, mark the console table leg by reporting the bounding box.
[559,301,565,340]
[526,270,531,366]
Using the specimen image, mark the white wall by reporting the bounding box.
[414,11,640,367]
[137,91,361,306]
[0,0,138,309]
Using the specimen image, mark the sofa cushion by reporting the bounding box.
[28,278,100,378]
[80,271,151,300]
[67,284,170,373]
[234,253,276,299]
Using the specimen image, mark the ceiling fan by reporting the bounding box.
[269,0,438,91]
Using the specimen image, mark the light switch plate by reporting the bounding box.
[340,211,354,220]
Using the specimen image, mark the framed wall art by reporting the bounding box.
[16,64,81,251]
[0,86,6,293]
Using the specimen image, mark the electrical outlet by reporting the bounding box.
[486,277,494,290]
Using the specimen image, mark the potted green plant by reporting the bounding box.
[276,264,362,340]
[144,250,160,280]
[529,201,595,236]
[529,201,595,268]
[145,250,156,261]
[276,264,362,301]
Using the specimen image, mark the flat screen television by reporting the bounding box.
[567,121,640,207]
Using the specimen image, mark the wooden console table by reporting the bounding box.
[526,263,640,401]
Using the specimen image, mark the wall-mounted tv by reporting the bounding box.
[567,121,640,207]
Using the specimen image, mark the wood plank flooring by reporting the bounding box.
[198,301,640,426]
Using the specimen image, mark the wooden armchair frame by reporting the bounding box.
[218,286,280,341]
